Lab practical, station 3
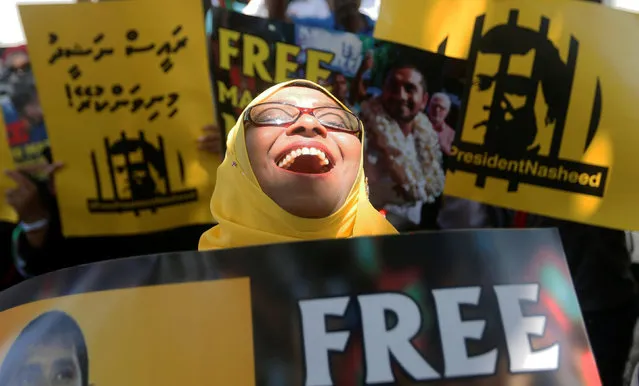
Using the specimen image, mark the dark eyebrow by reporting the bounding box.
[261,99,293,105]
[52,358,76,369]
[260,101,344,109]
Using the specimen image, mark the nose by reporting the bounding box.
[285,113,328,138]
[398,87,409,101]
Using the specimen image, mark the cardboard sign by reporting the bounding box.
[375,0,639,230]
[210,9,467,229]
[373,0,485,60]
[0,108,17,223]
[18,0,217,236]
[0,230,600,385]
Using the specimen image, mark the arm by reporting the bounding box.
[5,163,79,277]
[266,0,288,20]
[349,53,373,106]
[12,210,69,278]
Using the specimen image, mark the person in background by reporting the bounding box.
[0,45,32,87]
[427,92,456,156]
[243,0,375,35]
[360,64,445,230]
[1,46,32,143]
[327,72,355,111]
[9,81,46,145]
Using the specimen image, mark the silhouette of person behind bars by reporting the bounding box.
[108,135,168,202]
[470,23,572,160]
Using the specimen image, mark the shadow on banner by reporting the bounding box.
[0,229,600,385]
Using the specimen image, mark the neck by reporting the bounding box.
[432,121,444,132]
[398,121,414,136]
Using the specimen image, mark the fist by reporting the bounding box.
[4,162,63,222]
[198,124,223,155]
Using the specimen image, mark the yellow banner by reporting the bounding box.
[19,0,217,236]
[0,109,17,223]
[0,279,255,386]
[376,0,639,230]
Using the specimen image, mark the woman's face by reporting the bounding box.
[245,86,361,218]
[9,337,82,386]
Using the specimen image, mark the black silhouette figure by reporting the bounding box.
[109,133,168,202]
[446,10,605,195]
[88,131,197,216]
[472,14,574,161]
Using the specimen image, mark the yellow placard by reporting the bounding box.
[19,0,217,236]
[374,0,488,60]
[376,0,639,230]
[0,109,17,223]
[0,279,256,386]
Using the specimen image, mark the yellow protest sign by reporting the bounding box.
[0,109,17,223]
[0,279,256,386]
[374,0,484,59]
[376,0,639,230]
[19,0,218,236]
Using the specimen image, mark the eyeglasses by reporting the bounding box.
[245,102,362,134]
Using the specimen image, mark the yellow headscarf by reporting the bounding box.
[199,79,397,250]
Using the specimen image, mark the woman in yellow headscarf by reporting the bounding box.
[199,79,397,250]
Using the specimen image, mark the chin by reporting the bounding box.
[282,199,340,219]
[271,180,345,219]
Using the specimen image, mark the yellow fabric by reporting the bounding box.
[199,79,397,250]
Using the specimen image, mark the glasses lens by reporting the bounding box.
[315,107,359,132]
[250,103,299,125]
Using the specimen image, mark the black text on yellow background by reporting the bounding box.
[376,0,639,230]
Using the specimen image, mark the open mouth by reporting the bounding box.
[276,146,335,174]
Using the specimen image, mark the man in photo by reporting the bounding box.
[360,63,445,229]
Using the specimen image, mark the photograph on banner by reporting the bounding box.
[19,0,218,237]
[0,108,18,223]
[209,8,468,230]
[375,0,639,231]
[0,45,50,173]
[0,279,255,386]
[0,229,599,385]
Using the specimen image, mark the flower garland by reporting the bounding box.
[361,97,445,203]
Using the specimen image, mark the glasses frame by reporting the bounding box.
[244,102,362,134]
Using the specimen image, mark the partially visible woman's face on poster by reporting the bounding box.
[9,335,82,386]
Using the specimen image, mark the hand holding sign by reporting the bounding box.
[197,124,223,157]
[4,162,63,223]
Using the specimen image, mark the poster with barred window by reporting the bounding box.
[208,8,468,231]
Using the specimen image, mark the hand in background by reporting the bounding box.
[198,124,223,156]
[361,52,374,72]
[4,162,63,223]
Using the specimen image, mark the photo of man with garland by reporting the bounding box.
[356,44,465,231]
